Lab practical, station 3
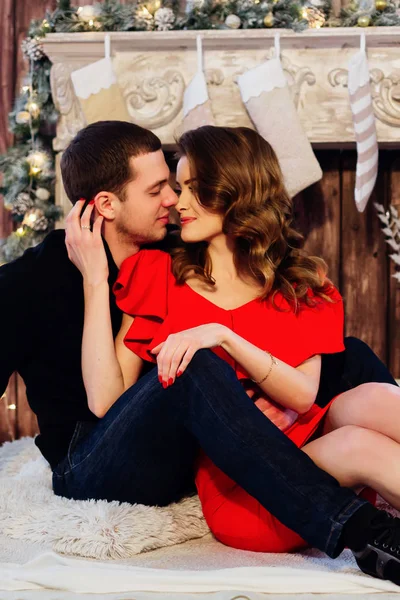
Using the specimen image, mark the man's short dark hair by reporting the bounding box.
[61,120,162,205]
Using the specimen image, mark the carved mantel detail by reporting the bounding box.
[124,69,185,129]
[50,63,86,152]
[279,55,316,109]
[329,66,400,128]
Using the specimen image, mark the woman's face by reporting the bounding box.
[175,156,224,243]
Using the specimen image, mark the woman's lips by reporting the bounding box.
[181,218,197,225]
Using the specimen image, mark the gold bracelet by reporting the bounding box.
[252,351,277,386]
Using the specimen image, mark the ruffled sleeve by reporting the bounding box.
[113,249,172,362]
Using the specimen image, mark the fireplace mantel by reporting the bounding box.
[42,28,400,213]
[42,28,400,147]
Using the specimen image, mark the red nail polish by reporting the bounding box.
[177,370,182,377]
[88,200,95,205]
[162,382,167,389]
[168,378,173,386]
[78,197,86,203]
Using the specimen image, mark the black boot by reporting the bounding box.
[353,512,400,585]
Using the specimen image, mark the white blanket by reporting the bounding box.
[1,547,400,595]
[1,438,400,596]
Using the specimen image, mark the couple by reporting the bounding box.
[1,120,400,584]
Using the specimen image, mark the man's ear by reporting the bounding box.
[94,191,116,220]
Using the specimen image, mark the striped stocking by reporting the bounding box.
[348,33,378,213]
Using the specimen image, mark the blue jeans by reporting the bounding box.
[53,349,367,559]
[318,337,398,407]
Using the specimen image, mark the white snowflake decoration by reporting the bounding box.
[154,7,175,30]
[21,38,44,62]
[374,202,400,282]
[11,193,34,217]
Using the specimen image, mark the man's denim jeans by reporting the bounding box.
[317,336,398,407]
[53,348,371,559]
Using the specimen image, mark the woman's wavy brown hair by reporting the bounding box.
[173,125,334,310]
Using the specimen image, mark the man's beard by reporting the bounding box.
[115,219,166,246]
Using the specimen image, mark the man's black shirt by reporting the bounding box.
[0,228,179,469]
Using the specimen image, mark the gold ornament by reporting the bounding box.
[29,166,41,177]
[263,12,274,26]
[357,14,371,25]
[146,0,161,14]
[302,6,326,28]
[375,0,387,9]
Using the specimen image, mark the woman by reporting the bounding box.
[72,126,400,554]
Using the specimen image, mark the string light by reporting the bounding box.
[26,100,40,119]
[26,213,37,225]
[29,166,41,177]
[27,150,48,178]
[1,392,16,441]
[16,227,25,236]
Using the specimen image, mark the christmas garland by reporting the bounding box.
[1,0,400,264]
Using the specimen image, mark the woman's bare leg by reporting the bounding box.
[323,382,400,441]
[302,425,400,509]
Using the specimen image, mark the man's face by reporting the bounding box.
[113,150,178,245]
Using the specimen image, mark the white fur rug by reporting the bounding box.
[3,438,400,598]
[0,437,209,560]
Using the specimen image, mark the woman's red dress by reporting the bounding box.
[114,249,374,553]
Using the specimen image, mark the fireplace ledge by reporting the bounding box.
[42,28,400,214]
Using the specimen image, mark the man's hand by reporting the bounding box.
[150,323,229,387]
[65,199,108,285]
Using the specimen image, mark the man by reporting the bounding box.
[1,120,399,584]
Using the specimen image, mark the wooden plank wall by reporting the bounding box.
[0,151,399,443]
[294,150,399,374]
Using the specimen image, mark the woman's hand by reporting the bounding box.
[65,199,108,286]
[150,323,229,386]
